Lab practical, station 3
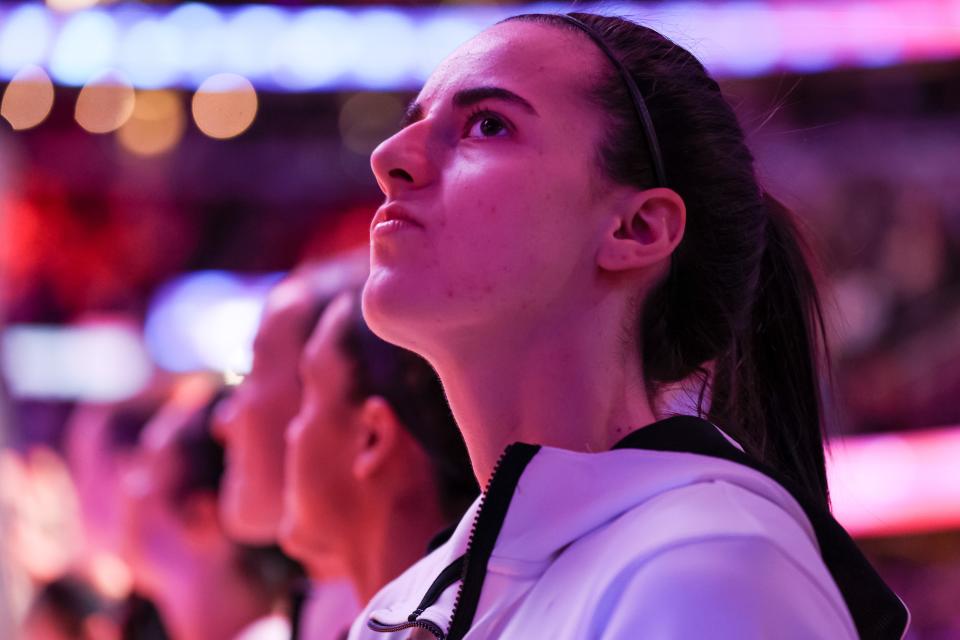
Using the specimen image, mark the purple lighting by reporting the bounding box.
[0,1,956,90]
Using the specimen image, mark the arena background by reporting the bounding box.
[1,0,959,637]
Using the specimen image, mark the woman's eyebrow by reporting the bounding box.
[452,87,538,114]
[399,86,539,128]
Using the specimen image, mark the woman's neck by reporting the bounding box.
[347,467,449,603]
[432,303,656,487]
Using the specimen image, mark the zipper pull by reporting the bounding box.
[368,617,446,639]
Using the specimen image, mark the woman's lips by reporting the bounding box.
[372,203,424,235]
[373,219,418,235]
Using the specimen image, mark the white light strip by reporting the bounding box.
[2,322,153,402]
[0,1,958,90]
[143,270,283,374]
[828,425,960,537]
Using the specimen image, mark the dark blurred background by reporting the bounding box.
[1,1,959,638]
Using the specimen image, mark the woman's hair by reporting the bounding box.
[338,289,479,520]
[509,13,831,508]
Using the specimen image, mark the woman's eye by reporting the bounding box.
[465,113,508,138]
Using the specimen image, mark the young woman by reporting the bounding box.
[353,12,908,639]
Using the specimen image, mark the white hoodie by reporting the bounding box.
[348,416,908,640]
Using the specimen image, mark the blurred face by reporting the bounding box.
[364,21,611,354]
[281,294,359,564]
[119,410,192,593]
[214,281,314,544]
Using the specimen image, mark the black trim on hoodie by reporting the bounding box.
[410,555,466,622]
[446,443,541,640]
[613,415,909,640]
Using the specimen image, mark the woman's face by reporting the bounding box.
[364,21,614,354]
[213,282,312,545]
[281,293,359,565]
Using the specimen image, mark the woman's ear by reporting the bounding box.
[351,395,401,481]
[597,188,686,273]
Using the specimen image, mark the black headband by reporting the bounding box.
[556,14,668,188]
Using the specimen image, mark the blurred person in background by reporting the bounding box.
[121,379,299,640]
[214,254,367,640]
[282,288,478,611]
[63,392,173,640]
[20,576,118,640]
[66,395,168,581]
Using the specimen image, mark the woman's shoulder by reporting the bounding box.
[548,478,829,588]
[513,479,857,638]
[594,536,858,638]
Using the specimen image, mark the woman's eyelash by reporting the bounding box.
[462,107,510,136]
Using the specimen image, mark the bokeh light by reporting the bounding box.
[118,18,185,89]
[163,3,226,86]
[46,0,100,13]
[0,5,54,77]
[338,92,404,155]
[1,65,55,131]
[116,89,186,157]
[143,270,282,373]
[191,73,257,139]
[349,9,418,88]
[272,7,354,90]
[74,70,135,134]
[48,9,119,86]
[2,323,153,402]
[222,6,288,79]
[415,15,479,79]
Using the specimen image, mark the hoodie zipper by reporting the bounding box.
[367,443,540,640]
[446,443,540,640]
[367,554,466,639]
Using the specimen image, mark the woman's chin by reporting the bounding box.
[361,268,440,353]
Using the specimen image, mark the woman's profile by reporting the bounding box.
[352,12,908,639]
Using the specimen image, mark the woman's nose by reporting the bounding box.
[370,122,434,198]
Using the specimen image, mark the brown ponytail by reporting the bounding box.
[709,193,830,506]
